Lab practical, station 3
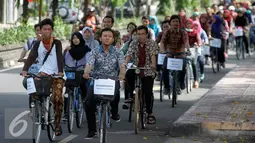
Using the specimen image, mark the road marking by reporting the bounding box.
[0,65,23,73]
[58,135,78,143]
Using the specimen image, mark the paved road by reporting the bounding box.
[0,51,251,143]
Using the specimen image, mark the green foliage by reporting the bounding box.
[114,17,141,28]
[112,0,126,8]
[157,0,175,15]
[0,17,72,46]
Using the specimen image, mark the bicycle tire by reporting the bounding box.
[160,75,163,102]
[242,42,246,59]
[139,92,146,129]
[32,101,42,143]
[236,39,242,60]
[211,56,217,73]
[67,92,74,133]
[128,101,133,122]
[76,91,84,128]
[172,72,177,108]
[99,104,107,143]
[186,64,190,94]
[217,62,220,72]
[134,88,139,134]
[47,97,56,142]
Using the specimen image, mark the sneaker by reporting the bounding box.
[85,131,97,139]
[122,104,129,110]
[180,82,185,90]
[111,114,121,122]
[163,88,170,95]
[200,74,205,81]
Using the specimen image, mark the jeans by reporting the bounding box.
[125,69,154,114]
[163,57,186,89]
[197,56,205,75]
[84,76,120,132]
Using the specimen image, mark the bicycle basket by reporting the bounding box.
[65,70,84,87]
[34,77,53,96]
[93,79,118,102]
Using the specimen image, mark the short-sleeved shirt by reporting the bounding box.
[87,45,125,77]
[24,37,37,51]
[160,29,188,53]
[94,28,121,46]
[126,39,158,77]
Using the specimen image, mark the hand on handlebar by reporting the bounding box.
[20,71,28,77]
[83,73,90,80]
[18,59,26,63]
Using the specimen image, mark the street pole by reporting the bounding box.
[39,0,42,22]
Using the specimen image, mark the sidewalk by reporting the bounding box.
[171,57,255,137]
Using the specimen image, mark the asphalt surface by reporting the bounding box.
[0,50,253,143]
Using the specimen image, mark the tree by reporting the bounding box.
[52,0,58,21]
[157,0,175,16]
[21,0,29,24]
[111,0,126,18]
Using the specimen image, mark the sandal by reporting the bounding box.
[147,115,156,124]
[55,126,62,136]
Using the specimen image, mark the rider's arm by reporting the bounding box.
[55,40,64,74]
[84,50,95,75]
[183,31,190,51]
[150,41,157,69]
[196,32,202,47]
[117,49,126,80]
[159,31,167,53]
[18,49,27,62]
[125,41,135,64]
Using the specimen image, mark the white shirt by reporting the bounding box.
[37,41,59,75]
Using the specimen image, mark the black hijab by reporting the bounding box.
[69,32,91,61]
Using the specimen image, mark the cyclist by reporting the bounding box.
[141,16,156,40]
[95,16,122,48]
[21,18,65,136]
[178,8,187,29]
[63,32,91,118]
[82,26,100,50]
[185,18,202,88]
[122,22,137,43]
[83,28,126,139]
[148,16,162,38]
[125,25,157,124]
[235,8,250,55]
[18,24,41,63]
[160,15,190,95]
[211,15,226,68]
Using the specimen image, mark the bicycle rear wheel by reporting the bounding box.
[186,64,190,94]
[159,74,163,102]
[139,92,146,129]
[242,42,246,59]
[47,96,56,142]
[236,39,242,60]
[134,88,139,134]
[99,104,107,143]
[128,100,133,122]
[76,90,84,128]
[32,101,42,143]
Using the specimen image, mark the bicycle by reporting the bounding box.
[91,75,120,143]
[210,38,221,73]
[185,53,194,94]
[23,73,63,143]
[166,52,185,108]
[127,65,151,134]
[64,65,85,133]
[234,27,246,60]
[157,53,171,102]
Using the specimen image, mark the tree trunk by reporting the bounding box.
[22,0,29,24]
[136,0,141,17]
[81,0,91,24]
[39,0,42,22]
[52,0,58,21]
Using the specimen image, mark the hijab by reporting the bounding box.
[211,15,223,38]
[193,21,202,34]
[82,27,99,49]
[148,16,160,37]
[223,10,232,22]
[186,18,198,37]
[69,32,90,61]
[200,13,209,31]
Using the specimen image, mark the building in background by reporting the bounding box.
[0,0,20,24]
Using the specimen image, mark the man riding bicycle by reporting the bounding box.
[159,15,190,95]
[83,28,126,139]
[125,25,157,124]
[21,18,65,136]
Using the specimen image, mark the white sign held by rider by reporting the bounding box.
[210,38,221,48]
[167,58,183,71]
[157,54,166,65]
[26,78,36,94]
[94,79,116,96]
[234,28,243,37]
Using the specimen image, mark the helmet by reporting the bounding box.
[228,5,235,11]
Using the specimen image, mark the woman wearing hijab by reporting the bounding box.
[178,8,187,29]
[211,15,226,68]
[63,32,91,119]
[148,16,162,37]
[82,27,100,49]
[200,13,212,64]
[223,10,234,53]
[194,21,208,82]
[185,18,202,88]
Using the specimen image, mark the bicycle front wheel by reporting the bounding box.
[32,101,42,143]
[134,88,140,134]
[76,91,84,128]
[186,64,190,94]
[67,93,75,133]
[236,39,242,60]
[47,96,56,142]
[99,104,107,143]
[172,72,177,108]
